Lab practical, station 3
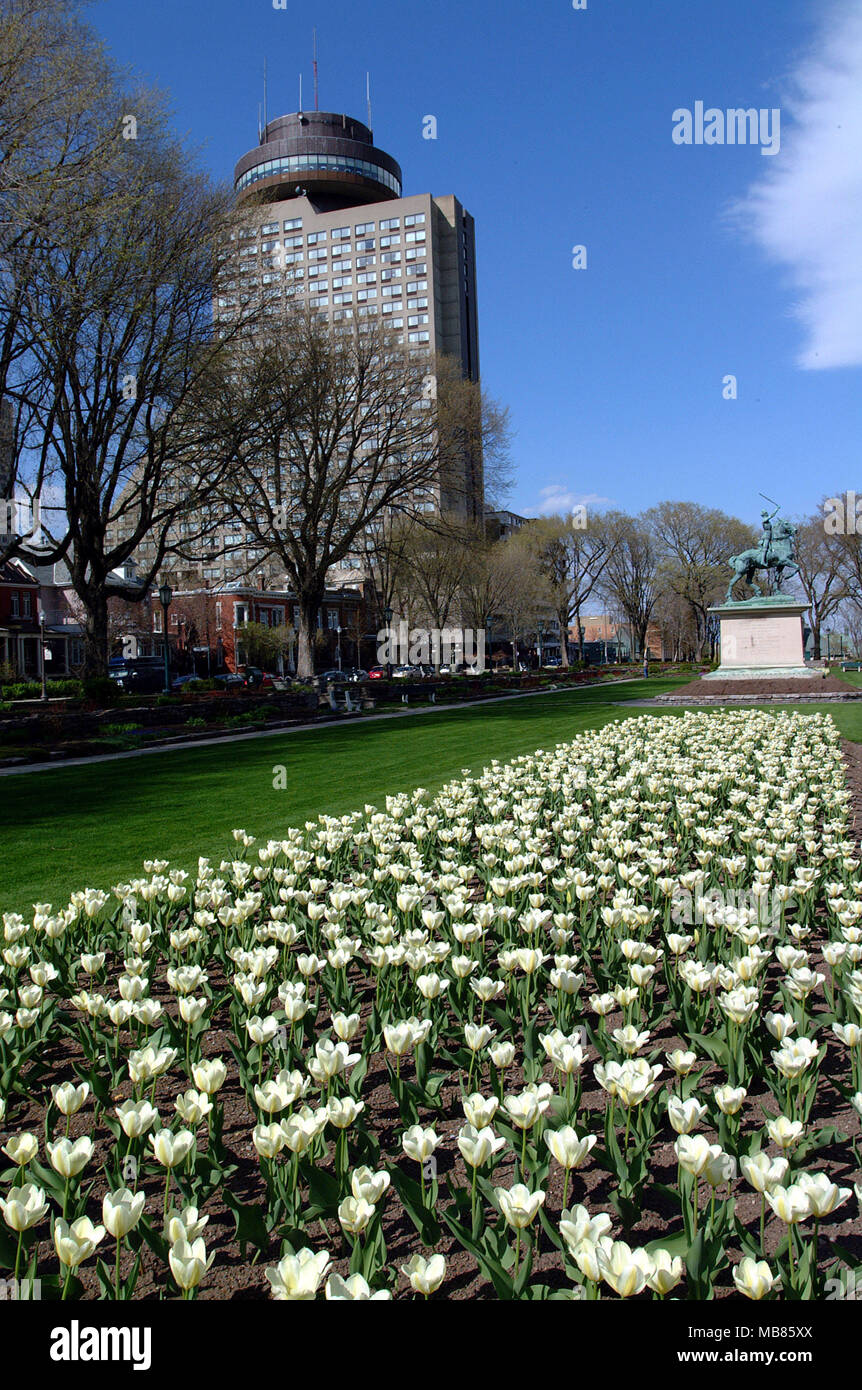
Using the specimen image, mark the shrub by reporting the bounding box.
[82,676,121,705]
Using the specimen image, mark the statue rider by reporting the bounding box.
[757,506,778,567]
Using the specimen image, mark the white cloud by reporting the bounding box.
[533,486,612,517]
[732,0,862,369]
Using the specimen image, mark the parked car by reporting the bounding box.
[319,668,367,684]
[241,666,275,688]
[366,666,386,680]
[214,673,246,689]
[171,674,201,692]
[108,658,166,695]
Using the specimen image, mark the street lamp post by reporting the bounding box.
[384,605,393,679]
[536,626,544,669]
[579,623,586,666]
[39,610,47,702]
[336,625,342,672]
[484,612,492,676]
[158,582,173,695]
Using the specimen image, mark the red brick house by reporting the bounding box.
[0,558,41,677]
[128,579,369,676]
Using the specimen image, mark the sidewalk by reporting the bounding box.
[0,678,642,777]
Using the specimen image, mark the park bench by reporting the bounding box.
[401,684,437,705]
[326,684,361,714]
[842,661,861,672]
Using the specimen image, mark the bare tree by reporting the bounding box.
[519,513,610,668]
[600,511,662,658]
[432,353,513,516]
[206,310,486,678]
[0,0,125,562]
[2,5,256,674]
[790,514,847,660]
[647,501,755,661]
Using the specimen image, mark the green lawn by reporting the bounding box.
[3,676,862,913]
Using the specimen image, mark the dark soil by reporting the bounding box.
[671,676,858,698]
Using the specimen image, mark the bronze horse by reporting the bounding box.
[725,520,799,602]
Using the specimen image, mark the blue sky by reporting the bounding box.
[91,0,862,528]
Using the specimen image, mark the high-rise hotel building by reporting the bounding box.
[127,107,482,590]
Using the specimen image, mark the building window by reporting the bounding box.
[216,602,222,630]
[408,330,430,342]
[332,227,351,241]
[261,222,279,235]
[404,213,426,227]
[10,592,19,617]
[326,608,339,629]
[307,231,327,245]
[354,222,375,236]
[380,217,400,230]
[153,608,162,633]
[284,218,302,231]
[22,592,31,617]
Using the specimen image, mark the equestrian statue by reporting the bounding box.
[725,501,800,603]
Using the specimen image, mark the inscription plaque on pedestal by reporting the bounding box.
[705,600,815,680]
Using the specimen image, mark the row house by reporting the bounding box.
[127,579,368,676]
[0,558,41,678]
[573,615,666,662]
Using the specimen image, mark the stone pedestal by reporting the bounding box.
[705,598,815,680]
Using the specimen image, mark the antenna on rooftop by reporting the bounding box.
[263,58,268,132]
[299,72,303,113]
[366,71,372,131]
[313,29,320,112]
[258,102,262,143]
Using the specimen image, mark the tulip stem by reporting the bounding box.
[13,1229,23,1283]
[115,1236,121,1299]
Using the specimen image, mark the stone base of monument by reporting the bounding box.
[704,597,817,680]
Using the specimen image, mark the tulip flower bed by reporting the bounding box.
[1,708,861,1301]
